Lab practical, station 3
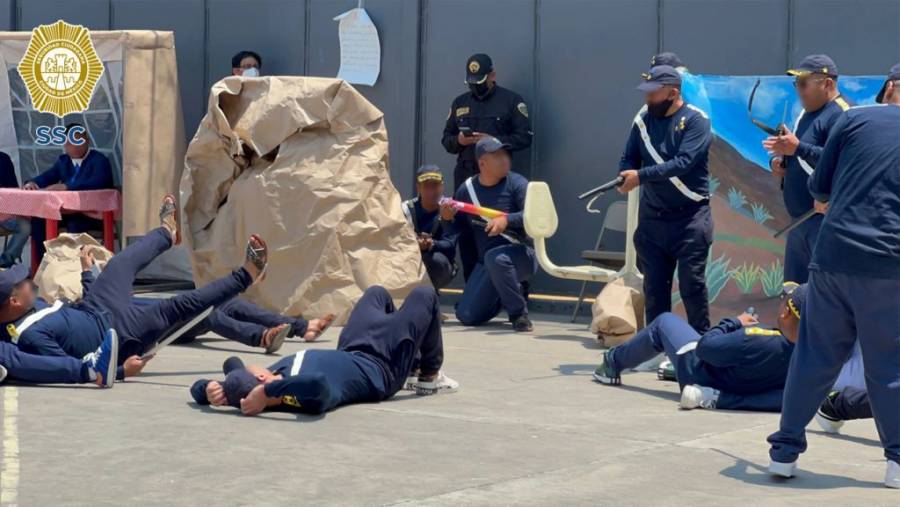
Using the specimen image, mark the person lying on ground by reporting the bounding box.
[0,196,267,380]
[592,282,808,412]
[190,286,458,416]
[0,327,117,388]
[78,246,334,354]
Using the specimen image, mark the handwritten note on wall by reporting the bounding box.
[333,8,381,86]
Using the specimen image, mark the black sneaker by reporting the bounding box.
[592,350,621,385]
[814,390,844,434]
[512,315,533,332]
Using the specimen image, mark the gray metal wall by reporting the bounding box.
[3,0,899,295]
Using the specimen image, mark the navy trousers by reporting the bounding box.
[337,286,444,397]
[783,213,822,284]
[769,271,900,465]
[81,227,253,361]
[423,251,457,290]
[830,386,873,421]
[0,341,88,384]
[634,204,712,332]
[31,214,102,262]
[456,244,537,325]
[172,298,308,347]
[610,313,784,412]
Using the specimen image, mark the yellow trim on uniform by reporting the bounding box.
[787,297,801,319]
[787,69,810,77]
[417,172,443,183]
[834,96,850,111]
[745,327,783,337]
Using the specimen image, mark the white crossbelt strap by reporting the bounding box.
[464,177,481,208]
[633,111,706,202]
[401,201,414,225]
[676,341,698,355]
[10,300,64,344]
[290,350,307,376]
[792,110,815,176]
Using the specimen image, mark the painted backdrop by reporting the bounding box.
[676,73,883,322]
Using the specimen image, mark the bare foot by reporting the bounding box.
[159,195,179,244]
[243,234,268,283]
[303,314,336,342]
[261,323,290,353]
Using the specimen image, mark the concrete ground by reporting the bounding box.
[0,309,896,506]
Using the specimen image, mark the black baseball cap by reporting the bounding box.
[650,52,683,69]
[637,65,682,92]
[787,54,838,78]
[475,136,510,160]
[221,356,260,408]
[466,53,493,84]
[782,282,808,319]
[876,62,900,104]
[0,264,29,302]
[416,164,443,183]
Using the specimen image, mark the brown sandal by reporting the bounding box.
[159,195,180,245]
[245,234,268,282]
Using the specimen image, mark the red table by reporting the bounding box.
[0,188,121,273]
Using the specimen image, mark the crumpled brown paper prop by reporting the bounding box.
[33,233,113,303]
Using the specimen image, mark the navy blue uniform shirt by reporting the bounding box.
[781,96,851,218]
[619,103,711,213]
[30,149,113,191]
[403,197,457,259]
[809,104,900,278]
[262,350,387,414]
[450,172,530,260]
[2,298,106,359]
[692,318,795,394]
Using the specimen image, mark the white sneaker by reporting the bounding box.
[402,375,418,391]
[814,411,844,434]
[680,384,720,409]
[886,460,900,489]
[0,364,7,384]
[416,371,459,396]
[769,459,797,478]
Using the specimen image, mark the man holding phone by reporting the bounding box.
[441,53,532,281]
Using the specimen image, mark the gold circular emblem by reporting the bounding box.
[468,61,480,74]
[18,20,105,118]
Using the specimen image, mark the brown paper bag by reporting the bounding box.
[33,233,113,303]
[590,278,645,347]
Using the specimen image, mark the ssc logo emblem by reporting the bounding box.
[17,19,105,118]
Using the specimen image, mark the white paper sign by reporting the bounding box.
[333,7,381,86]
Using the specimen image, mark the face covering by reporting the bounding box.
[242,67,260,77]
[647,96,675,118]
[469,81,490,99]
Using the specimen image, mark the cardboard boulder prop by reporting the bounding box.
[181,76,426,323]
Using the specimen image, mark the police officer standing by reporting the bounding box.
[763,55,850,283]
[767,64,900,488]
[617,65,713,333]
[442,53,532,280]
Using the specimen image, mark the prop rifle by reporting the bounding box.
[578,176,625,214]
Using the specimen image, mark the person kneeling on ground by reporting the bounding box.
[593,283,808,412]
[190,286,458,416]
[402,165,458,290]
[442,137,537,332]
[78,246,334,354]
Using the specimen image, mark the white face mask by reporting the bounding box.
[242,67,260,78]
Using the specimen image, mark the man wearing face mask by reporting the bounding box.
[441,53,532,281]
[231,50,261,77]
[762,55,850,284]
[617,65,713,333]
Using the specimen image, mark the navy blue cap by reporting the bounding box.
[650,52,683,69]
[0,264,29,302]
[782,282,808,319]
[876,62,900,104]
[637,65,682,92]
[788,54,838,77]
[466,53,493,84]
[219,356,259,408]
[475,136,510,160]
[416,164,443,183]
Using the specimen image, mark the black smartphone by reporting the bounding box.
[459,126,474,137]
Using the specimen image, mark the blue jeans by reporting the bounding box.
[0,217,30,267]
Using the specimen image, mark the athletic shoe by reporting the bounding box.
[814,391,844,434]
[0,364,7,384]
[769,459,797,478]
[592,350,621,385]
[402,375,418,391]
[680,385,720,410]
[512,315,533,333]
[416,371,459,396]
[886,460,900,489]
[84,329,119,388]
[657,359,677,381]
[264,325,290,354]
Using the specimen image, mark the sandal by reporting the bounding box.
[303,314,336,342]
[159,194,180,245]
[262,324,290,354]
[245,234,268,283]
